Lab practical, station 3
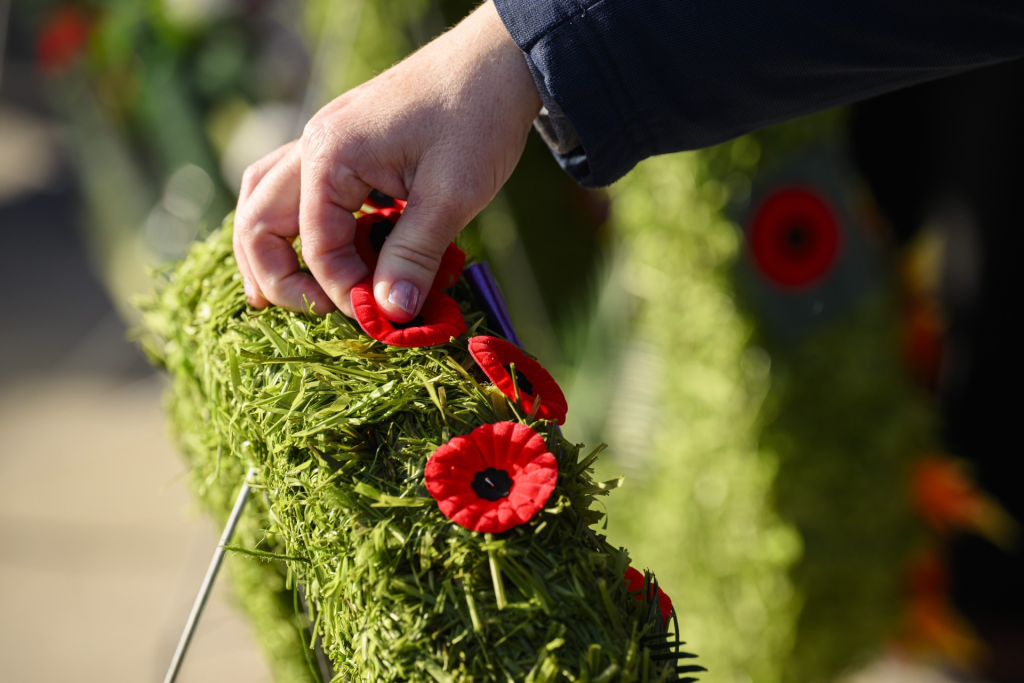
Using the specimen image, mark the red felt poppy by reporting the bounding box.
[424,421,558,533]
[624,566,674,625]
[352,281,466,348]
[354,210,465,291]
[37,7,92,74]
[363,189,407,212]
[749,186,841,289]
[468,336,568,425]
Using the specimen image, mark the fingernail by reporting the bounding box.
[243,276,253,298]
[387,280,419,315]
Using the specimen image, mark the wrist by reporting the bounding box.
[463,2,543,125]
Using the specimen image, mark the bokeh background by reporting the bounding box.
[1,1,1021,682]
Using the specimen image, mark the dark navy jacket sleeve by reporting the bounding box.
[492,0,1024,187]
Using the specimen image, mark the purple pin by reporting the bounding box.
[464,262,525,348]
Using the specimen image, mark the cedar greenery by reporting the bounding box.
[139,218,700,683]
[597,114,934,683]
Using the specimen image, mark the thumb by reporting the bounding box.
[372,195,463,322]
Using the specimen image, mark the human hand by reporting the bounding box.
[233,1,541,320]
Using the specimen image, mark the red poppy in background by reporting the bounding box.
[354,209,465,291]
[37,6,92,75]
[749,186,841,288]
[910,454,1015,545]
[425,421,558,533]
[624,566,674,625]
[363,189,407,212]
[468,336,568,425]
[352,281,466,347]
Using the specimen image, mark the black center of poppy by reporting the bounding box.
[368,189,396,208]
[471,467,513,501]
[390,315,425,330]
[781,221,815,257]
[369,219,395,253]
[502,364,533,395]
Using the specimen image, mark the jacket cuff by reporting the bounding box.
[494,0,647,188]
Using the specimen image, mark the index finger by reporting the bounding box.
[298,131,375,317]
[237,145,335,314]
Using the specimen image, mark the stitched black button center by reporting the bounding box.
[502,364,533,395]
[368,189,396,208]
[390,315,425,330]
[782,222,814,256]
[471,467,513,501]
[369,219,395,253]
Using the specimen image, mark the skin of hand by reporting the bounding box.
[233,1,542,320]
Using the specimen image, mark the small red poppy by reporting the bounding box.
[624,566,674,625]
[37,7,92,75]
[749,186,841,289]
[468,336,568,425]
[425,421,558,533]
[354,210,465,291]
[351,281,466,347]
[363,189,407,212]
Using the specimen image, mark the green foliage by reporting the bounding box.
[598,146,800,683]
[140,218,697,682]
[762,296,931,683]
[598,116,934,683]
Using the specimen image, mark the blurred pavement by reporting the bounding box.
[0,375,271,682]
[1,30,270,680]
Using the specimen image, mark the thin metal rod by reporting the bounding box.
[164,468,258,683]
[297,583,336,682]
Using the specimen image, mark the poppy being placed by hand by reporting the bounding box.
[624,566,674,625]
[749,186,841,289]
[424,421,558,533]
[468,336,567,425]
[352,281,466,347]
[354,209,465,290]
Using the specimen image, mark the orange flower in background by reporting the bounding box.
[902,594,983,668]
[37,6,93,75]
[910,454,1018,547]
[897,550,983,668]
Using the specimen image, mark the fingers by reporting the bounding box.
[237,140,297,208]
[298,122,376,317]
[233,226,270,308]
[235,143,335,314]
[234,141,297,309]
[372,192,463,321]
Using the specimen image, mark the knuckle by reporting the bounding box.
[302,117,335,154]
[235,215,273,248]
[240,164,260,191]
[303,116,371,168]
[234,208,258,236]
